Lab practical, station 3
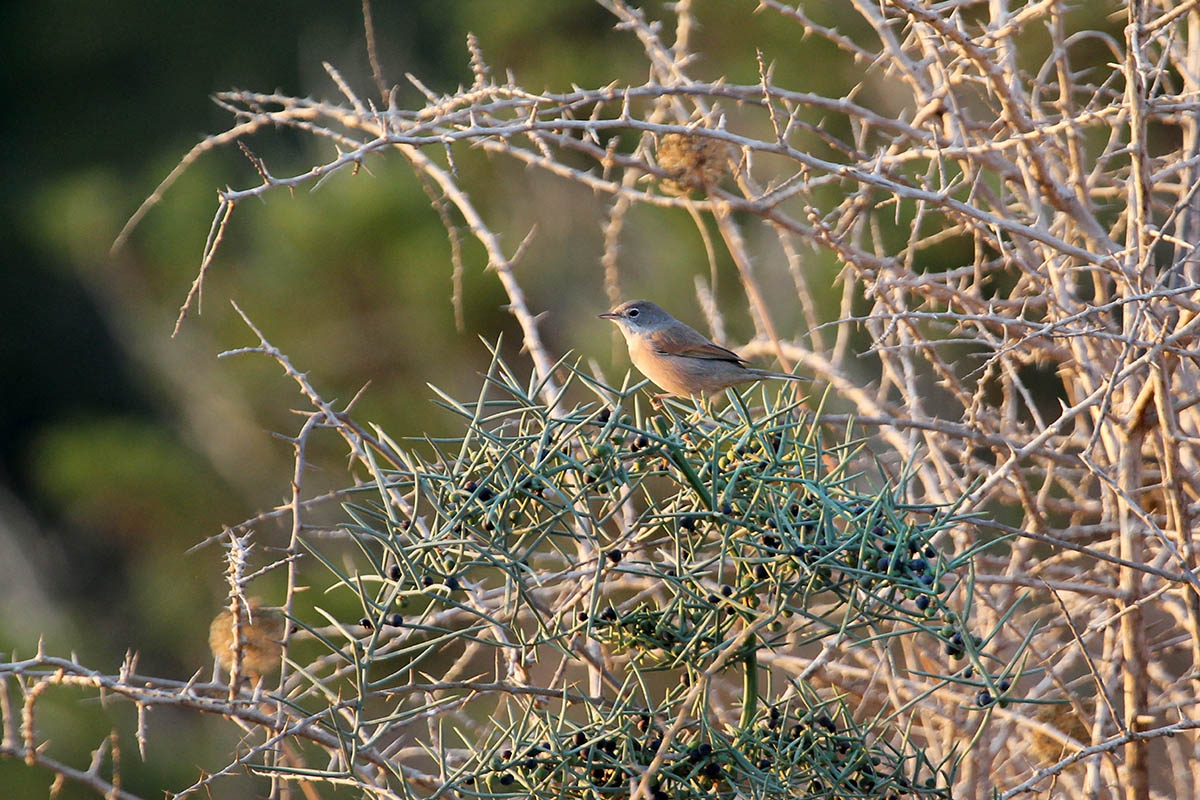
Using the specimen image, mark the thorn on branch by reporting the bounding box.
[236,140,271,184]
[466,32,491,90]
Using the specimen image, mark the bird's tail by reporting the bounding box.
[747,369,811,382]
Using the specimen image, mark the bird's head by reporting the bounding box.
[598,299,672,337]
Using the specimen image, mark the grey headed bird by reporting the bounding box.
[600,300,806,397]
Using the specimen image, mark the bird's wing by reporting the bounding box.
[648,325,748,364]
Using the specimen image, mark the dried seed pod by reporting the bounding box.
[656,132,735,195]
[209,597,285,683]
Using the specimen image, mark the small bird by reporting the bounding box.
[209,598,285,684]
[600,300,805,397]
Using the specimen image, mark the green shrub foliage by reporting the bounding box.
[290,351,1023,800]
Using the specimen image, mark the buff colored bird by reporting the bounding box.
[600,300,805,397]
[208,598,285,684]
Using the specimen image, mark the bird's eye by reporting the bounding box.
[628,308,640,318]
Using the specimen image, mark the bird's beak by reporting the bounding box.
[598,312,618,320]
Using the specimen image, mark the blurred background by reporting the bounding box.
[0,0,993,794]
